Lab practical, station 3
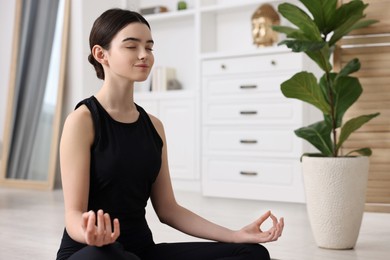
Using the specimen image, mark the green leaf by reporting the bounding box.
[329,1,368,46]
[295,121,334,156]
[345,148,372,157]
[333,76,363,127]
[337,113,380,150]
[272,25,296,35]
[350,19,378,31]
[337,58,360,78]
[319,73,335,104]
[272,25,308,40]
[281,72,330,114]
[278,40,326,53]
[319,73,363,129]
[304,44,332,72]
[278,3,322,41]
[299,0,337,34]
[330,15,365,46]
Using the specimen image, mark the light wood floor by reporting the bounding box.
[0,187,389,260]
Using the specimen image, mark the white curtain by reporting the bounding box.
[7,0,60,180]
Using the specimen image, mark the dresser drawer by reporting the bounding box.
[204,75,287,100]
[203,128,300,157]
[202,157,305,202]
[202,52,302,76]
[206,158,294,185]
[203,100,302,125]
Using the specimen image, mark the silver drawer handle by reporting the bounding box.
[240,111,257,115]
[240,171,258,176]
[240,139,258,144]
[240,85,257,89]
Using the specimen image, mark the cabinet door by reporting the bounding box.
[159,99,196,180]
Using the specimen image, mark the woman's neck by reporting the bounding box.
[94,81,140,124]
[95,79,137,112]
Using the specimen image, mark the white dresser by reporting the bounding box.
[201,49,320,203]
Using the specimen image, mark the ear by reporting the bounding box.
[91,45,108,65]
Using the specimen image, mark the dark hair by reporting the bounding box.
[88,9,150,80]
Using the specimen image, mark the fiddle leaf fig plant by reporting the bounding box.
[272,0,380,157]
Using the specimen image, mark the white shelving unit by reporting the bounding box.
[135,0,319,200]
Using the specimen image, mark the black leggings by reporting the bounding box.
[68,241,270,260]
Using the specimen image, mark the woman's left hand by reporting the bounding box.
[234,210,284,244]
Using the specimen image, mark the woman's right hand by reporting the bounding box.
[81,209,120,246]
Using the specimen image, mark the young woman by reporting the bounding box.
[56,8,284,260]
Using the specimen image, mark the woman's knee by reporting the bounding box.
[69,242,140,260]
[240,244,270,260]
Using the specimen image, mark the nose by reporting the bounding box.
[138,49,149,60]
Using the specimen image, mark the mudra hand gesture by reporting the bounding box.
[81,209,120,247]
[234,210,284,244]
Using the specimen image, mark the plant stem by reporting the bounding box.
[321,35,338,157]
[325,70,338,157]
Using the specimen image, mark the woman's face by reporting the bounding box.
[104,22,154,83]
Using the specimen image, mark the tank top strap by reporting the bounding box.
[135,103,147,119]
[135,103,163,148]
[75,96,101,150]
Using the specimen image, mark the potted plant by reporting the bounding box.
[272,0,380,249]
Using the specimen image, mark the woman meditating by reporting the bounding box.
[56,8,284,260]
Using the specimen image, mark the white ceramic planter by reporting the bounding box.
[302,156,369,249]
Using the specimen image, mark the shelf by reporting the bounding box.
[144,9,195,22]
[200,45,290,60]
[200,0,279,14]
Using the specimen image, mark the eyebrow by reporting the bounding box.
[122,37,154,44]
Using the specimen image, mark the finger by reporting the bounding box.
[111,218,120,241]
[104,213,112,231]
[273,219,285,241]
[85,211,96,245]
[278,217,284,236]
[265,228,276,242]
[255,210,271,226]
[97,210,105,235]
[280,217,285,229]
[271,214,281,239]
[103,213,112,241]
[95,210,105,246]
[270,227,280,242]
[91,210,104,246]
[272,228,280,241]
[81,212,90,231]
[270,213,278,228]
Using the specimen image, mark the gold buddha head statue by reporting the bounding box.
[251,4,280,47]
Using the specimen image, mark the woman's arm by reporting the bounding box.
[60,106,119,246]
[149,115,284,244]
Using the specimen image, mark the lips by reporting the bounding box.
[134,64,149,68]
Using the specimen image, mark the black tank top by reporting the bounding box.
[57,96,163,259]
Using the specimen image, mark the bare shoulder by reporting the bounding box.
[62,104,94,144]
[65,105,92,128]
[147,113,165,136]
